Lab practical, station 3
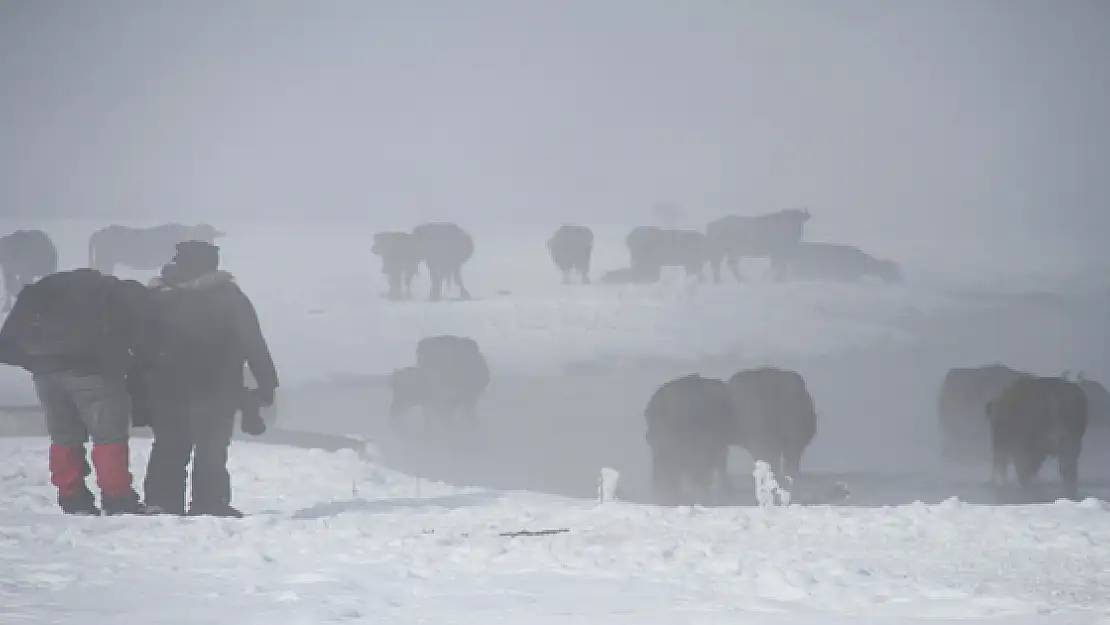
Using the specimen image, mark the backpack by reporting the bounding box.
[151,283,236,377]
[10,269,113,358]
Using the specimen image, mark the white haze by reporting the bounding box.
[1,1,1109,504]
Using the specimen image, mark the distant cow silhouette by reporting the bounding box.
[371,231,421,300]
[727,366,818,481]
[411,222,474,301]
[0,229,58,311]
[389,335,491,429]
[705,208,810,282]
[88,223,224,274]
[937,363,1028,462]
[546,225,594,284]
[625,226,708,283]
[780,242,901,283]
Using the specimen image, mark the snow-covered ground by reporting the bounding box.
[2,218,1110,623]
[2,438,1109,625]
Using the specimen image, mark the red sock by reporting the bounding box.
[49,444,87,497]
[91,443,134,498]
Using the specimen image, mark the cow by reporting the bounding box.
[411,222,474,301]
[88,223,224,275]
[625,226,708,283]
[388,335,490,429]
[705,208,810,282]
[546,225,594,284]
[986,375,1088,500]
[0,229,58,311]
[779,242,901,284]
[726,367,817,482]
[643,373,735,505]
[371,231,421,300]
[1076,373,1110,428]
[936,363,1028,462]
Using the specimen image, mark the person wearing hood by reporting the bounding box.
[140,240,278,517]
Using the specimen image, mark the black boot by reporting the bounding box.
[102,489,153,516]
[188,503,244,518]
[58,485,100,516]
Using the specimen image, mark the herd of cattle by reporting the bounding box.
[389,333,1108,504]
[370,208,902,301]
[0,220,1103,505]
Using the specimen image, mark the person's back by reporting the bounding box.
[0,268,150,515]
[142,241,278,518]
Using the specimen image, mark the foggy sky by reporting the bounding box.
[1,0,1108,234]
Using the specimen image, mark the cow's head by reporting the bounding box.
[190,224,225,242]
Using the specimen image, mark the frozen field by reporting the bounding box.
[2,438,1110,625]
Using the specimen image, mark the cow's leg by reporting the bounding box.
[651,449,681,505]
[428,266,444,301]
[580,254,592,284]
[1015,448,1047,490]
[561,268,570,284]
[453,267,471,300]
[726,254,743,282]
[1058,439,1081,500]
[386,269,403,300]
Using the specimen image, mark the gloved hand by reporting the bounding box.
[240,409,267,436]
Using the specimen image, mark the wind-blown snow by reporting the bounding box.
[2,438,1109,624]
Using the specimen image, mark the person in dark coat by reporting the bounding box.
[140,241,278,517]
[0,268,152,515]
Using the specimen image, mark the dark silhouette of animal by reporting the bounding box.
[1076,374,1110,428]
[411,222,474,300]
[388,335,490,428]
[705,208,811,282]
[780,242,901,283]
[986,375,1088,500]
[546,225,594,284]
[371,231,420,300]
[88,223,224,275]
[625,226,708,283]
[936,363,1028,461]
[727,367,817,481]
[0,229,58,311]
[643,373,735,505]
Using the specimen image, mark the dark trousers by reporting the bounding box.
[143,388,238,513]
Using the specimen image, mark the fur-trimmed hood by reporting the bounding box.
[148,269,235,291]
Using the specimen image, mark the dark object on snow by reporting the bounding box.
[937,363,1029,462]
[389,335,490,427]
[546,225,594,285]
[625,226,708,283]
[0,229,58,312]
[986,374,1088,501]
[141,247,278,518]
[644,373,735,506]
[87,223,224,275]
[371,231,421,300]
[411,222,474,301]
[727,366,817,481]
[778,242,901,283]
[705,208,810,282]
[239,387,267,436]
[499,528,570,537]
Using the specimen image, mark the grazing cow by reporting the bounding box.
[936,363,1028,461]
[546,225,594,284]
[986,375,1088,500]
[0,229,58,311]
[625,226,708,283]
[780,242,901,283]
[643,373,735,505]
[88,223,224,275]
[727,367,817,481]
[371,231,421,300]
[1076,374,1110,428]
[389,335,490,428]
[705,208,810,282]
[411,222,474,301]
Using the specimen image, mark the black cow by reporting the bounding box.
[388,335,490,428]
[411,222,474,301]
[705,208,810,282]
[546,225,594,284]
[625,226,709,283]
[371,231,421,300]
[986,375,1088,500]
[936,363,1028,461]
[727,367,817,481]
[0,229,58,311]
[88,223,224,275]
[643,373,735,505]
[780,242,901,283]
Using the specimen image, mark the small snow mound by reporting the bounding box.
[1076,498,1109,511]
[753,461,791,507]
